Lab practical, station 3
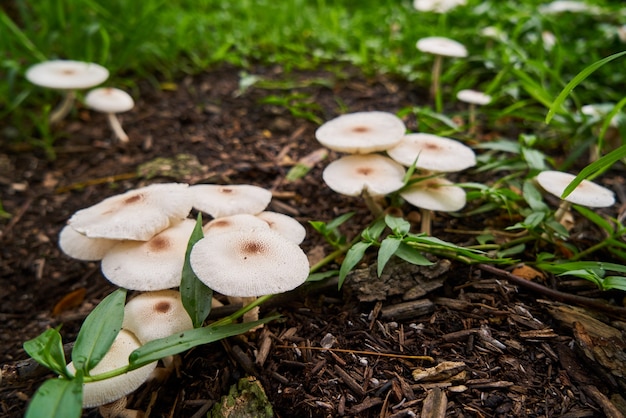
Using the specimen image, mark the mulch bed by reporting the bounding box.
[1,64,625,417]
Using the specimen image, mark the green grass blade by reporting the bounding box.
[561,145,626,198]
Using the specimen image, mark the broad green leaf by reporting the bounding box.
[377,237,401,277]
[602,276,626,292]
[338,241,371,288]
[326,212,355,230]
[537,261,626,275]
[181,213,213,328]
[561,145,626,198]
[393,242,433,266]
[128,317,278,367]
[361,217,387,242]
[72,288,126,373]
[25,373,83,418]
[522,180,548,212]
[384,215,410,236]
[521,147,547,171]
[23,328,69,378]
[546,51,626,124]
[306,270,339,282]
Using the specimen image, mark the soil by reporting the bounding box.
[1,64,626,418]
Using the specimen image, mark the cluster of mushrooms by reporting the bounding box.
[314,110,616,234]
[26,60,135,142]
[59,182,310,413]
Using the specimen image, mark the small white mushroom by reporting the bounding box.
[85,87,135,143]
[122,290,193,344]
[68,183,193,241]
[456,89,492,134]
[416,37,468,105]
[401,177,467,235]
[58,225,118,261]
[386,133,476,173]
[25,60,109,124]
[315,111,406,153]
[535,170,615,221]
[189,184,272,218]
[413,0,466,13]
[256,211,307,245]
[66,329,157,408]
[189,229,310,297]
[101,219,196,291]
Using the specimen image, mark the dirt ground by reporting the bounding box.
[1,64,626,417]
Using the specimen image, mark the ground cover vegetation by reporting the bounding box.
[2,0,626,416]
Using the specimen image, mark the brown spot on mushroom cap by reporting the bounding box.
[154,301,171,313]
[123,193,143,205]
[147,235,171,252]
[219,187,234,193]
[352,126,370,133]
[357,167,373,176]
[242,240,264,255]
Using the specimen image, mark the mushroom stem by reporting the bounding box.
[98,397,143,418]
[362,190,384,217]
[554,200,572,223]
[106,112,129,142]
[420,208,433,235]
[467,104,477,135]
[430,55,443,112]
[49,90,76,125]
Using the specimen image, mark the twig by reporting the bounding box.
[275,345,434,362]
[55,172,138,193]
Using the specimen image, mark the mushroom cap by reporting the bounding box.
[189,184,272,218]
[322,154,406,197]
[68,183,193,241]
[413,0,467,13]
[256,211,307,245]
[189,229,310,297]
[203,213,270,236]
[416,37,468,58]
[101,219,196,291]
[457,89,492,106]
[315,111,406,153]
[25,60,109,90]
[401,177,467,212]
[85,87,135,113]
[386,133,476,172]
[58,225,118,261]
[581,103,623,128]
[539,1,593,14]
[66,329,157,408]
[535,170,615,207]
[122,290,193,345]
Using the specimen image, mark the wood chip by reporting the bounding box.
[333,364,365,397]
[380,299,435,321]
[412,361,466,382]
[421,387,448,418]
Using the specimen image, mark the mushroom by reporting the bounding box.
[416,37,468,108]
[539,1,594,14]
[25,60,109,124]
[189,229,310,297]
[413,0,466,13]
[58,224,118,261]
[101,219,196,291]
[85,87,135,143]
[189,184,272,218]
[256,211,307,245]
[122,290,193,345]
[322,154,406,215]
[386,133,476,173]
[315,111,406,154]
[535,170,615,222]
[456,89,492,134]
[66,329,157,409]
[68,183,193,241]
[401,177,467,235]
[203,213,270,236]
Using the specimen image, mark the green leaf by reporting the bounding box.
[546,51,626,124]
[561,145,626,198]
[128,317,278,367]
[71,288,126,373]
[393,242,433,266]
[181,213,213,328]
[522,180,548,212]
[361,217,387,242]
[23,328,69,378]
[326,212,355,230]
[384,215,410,236]
[377,237,401,277]
[537,261,626,275]
[338,241,371,288]
[306,270,339,282]
[25,373,83,418]
[602,276,626,292]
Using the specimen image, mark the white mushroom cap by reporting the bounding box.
[101,219,196,291]
[581,103,622,128]
[256,211,307,245]
[416,37,468,58]
[535,171,615,207]
[122,290,193,345]
[58,225,118,261]
[25,60,109,90]
[68,183,193,241]
[190,229,310,297]
[386,133,476,172]
[401,177,467,212]
[85,87,134,114]
[189,184,272,218]
[457,89,492,106]
[203,213,270,236]
[322,154,406,197]
[315,111,406,153]
[539,1,593,14]
[66,329,157,408]
[413,0,467,13]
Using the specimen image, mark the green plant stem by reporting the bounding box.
[569,240,611,261]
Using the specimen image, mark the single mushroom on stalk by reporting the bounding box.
[535,170,615,222]
[85,87,135,142]
[322,154,406,216]
[315,111,406,154]
[456,89,492,134]
[25,60,109,124]
[400,177,467,235]
[416,37,468,109]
